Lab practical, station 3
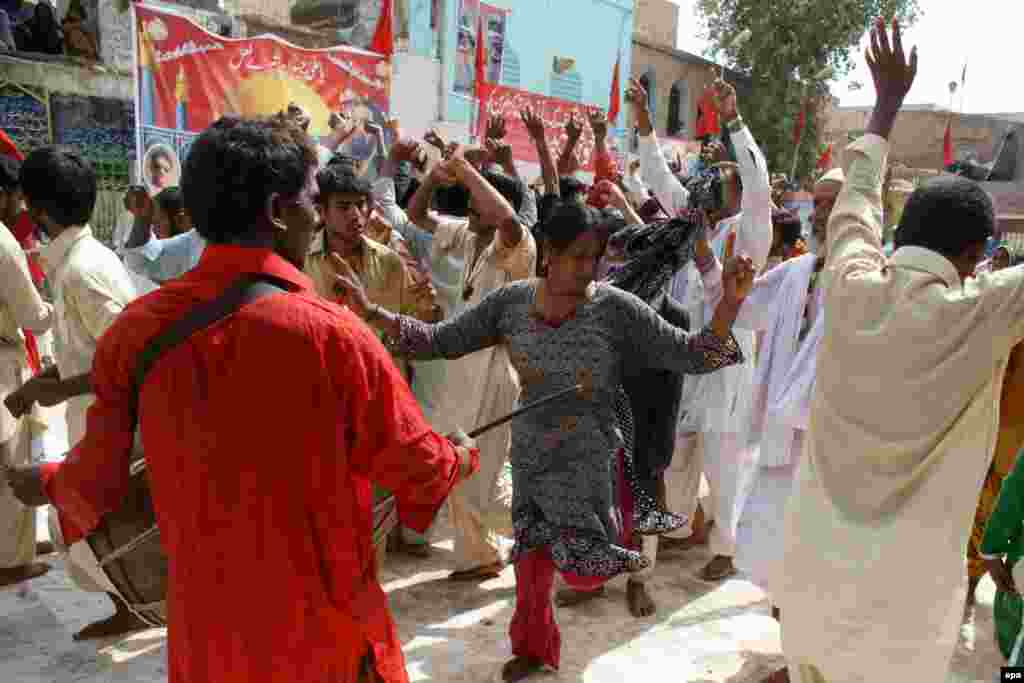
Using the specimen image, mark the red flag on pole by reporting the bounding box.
[474,14,489,140]
[792,104,806,145]
[816,143,833,170]
[608,52,621,125]
[943,119,953,167]
[369,0,394,57]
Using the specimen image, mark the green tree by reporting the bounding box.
[696,0,921,183]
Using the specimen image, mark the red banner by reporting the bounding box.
[482,84,602,173]
[134,4,390,189]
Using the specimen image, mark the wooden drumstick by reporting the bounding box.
[467,383,584,439]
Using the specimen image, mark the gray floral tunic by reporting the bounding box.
[397,279,742,577]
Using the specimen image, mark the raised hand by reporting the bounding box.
[588,109,608,142]
[865,17,918,139]
[709,74,739,122]
[722,255,755,304]
[485,137,513,167]
[866,17,917,107]
[485,114,507,141]
[625,77,649,113]
[565,112,583,142]
[330,253,371,316]
[424,128,447,153]
[520,107,546,141]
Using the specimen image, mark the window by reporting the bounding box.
[667,80,688,137]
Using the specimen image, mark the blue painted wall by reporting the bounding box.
[434,0,633,131]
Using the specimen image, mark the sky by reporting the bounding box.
[667,0,1023,114]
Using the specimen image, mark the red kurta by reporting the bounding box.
[42,245,464,683]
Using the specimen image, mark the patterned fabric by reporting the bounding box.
[397,280,742,576]
[603,215,704,304]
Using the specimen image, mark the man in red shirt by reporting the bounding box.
[4,115,479,683]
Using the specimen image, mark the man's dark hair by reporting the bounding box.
[772,208,802,246]
[433,184,470,217]
[316,165,372,203]
[20,147,96,227]
[559,175,586,201]
[483,169,524,214]
[181,115,317,244]
[893,176,995,260]
[153,186,185,215]
[0,156,21,191]
[327,153,359,174]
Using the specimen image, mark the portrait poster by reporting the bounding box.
[452,0,480,96]
[479,3,508,85]
[133,3,390,190]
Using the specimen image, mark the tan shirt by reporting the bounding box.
[0,222,52,441]
[40,225,137,444]
[779,134,1024,681]
[305,233,415,317]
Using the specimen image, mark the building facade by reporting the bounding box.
[629,0,748,149]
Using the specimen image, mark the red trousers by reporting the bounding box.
[508,450,634,670]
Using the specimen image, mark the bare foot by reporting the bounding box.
[73,594,149,641]
[661,518,715,551]
[627,579,656,617]
[700,555,736,581]
[556,584,605,607]
[448,561,504,582]
[0,562,50,588]
[501,656,545,682]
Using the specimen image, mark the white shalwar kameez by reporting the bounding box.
[779,134,1024,683]
[40,225,137,595]
[640,124,772,559]
[706,252,825,595]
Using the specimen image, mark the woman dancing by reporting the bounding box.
[334,200,754,682]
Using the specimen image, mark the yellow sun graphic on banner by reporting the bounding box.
[227,71,332,136]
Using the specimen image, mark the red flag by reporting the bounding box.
[943,120,953,167]
[792,104,806,145]
[0,129,23,160]
[695,88,720,138]
[608,53,621,125]
[474,15,490,139]
[816,143,833,170]
[369,0,394,57]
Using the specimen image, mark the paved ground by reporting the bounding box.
[0,410,1006,682]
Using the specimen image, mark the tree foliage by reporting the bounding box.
[696,0,921,183]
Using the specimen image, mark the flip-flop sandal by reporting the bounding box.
[448,562,504,581]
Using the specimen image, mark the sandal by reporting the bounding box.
[448,561,504,582]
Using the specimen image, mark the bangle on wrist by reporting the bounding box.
[725,116,744,133]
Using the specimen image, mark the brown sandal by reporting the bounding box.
[448,561,504,581]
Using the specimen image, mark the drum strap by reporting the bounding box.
[130,273,289,419]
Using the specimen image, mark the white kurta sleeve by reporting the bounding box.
[730,124,773,272]
[638,130,689,215]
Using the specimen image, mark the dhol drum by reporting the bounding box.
[84,454,399,628]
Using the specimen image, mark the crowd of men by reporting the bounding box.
[1,17,1023,683]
